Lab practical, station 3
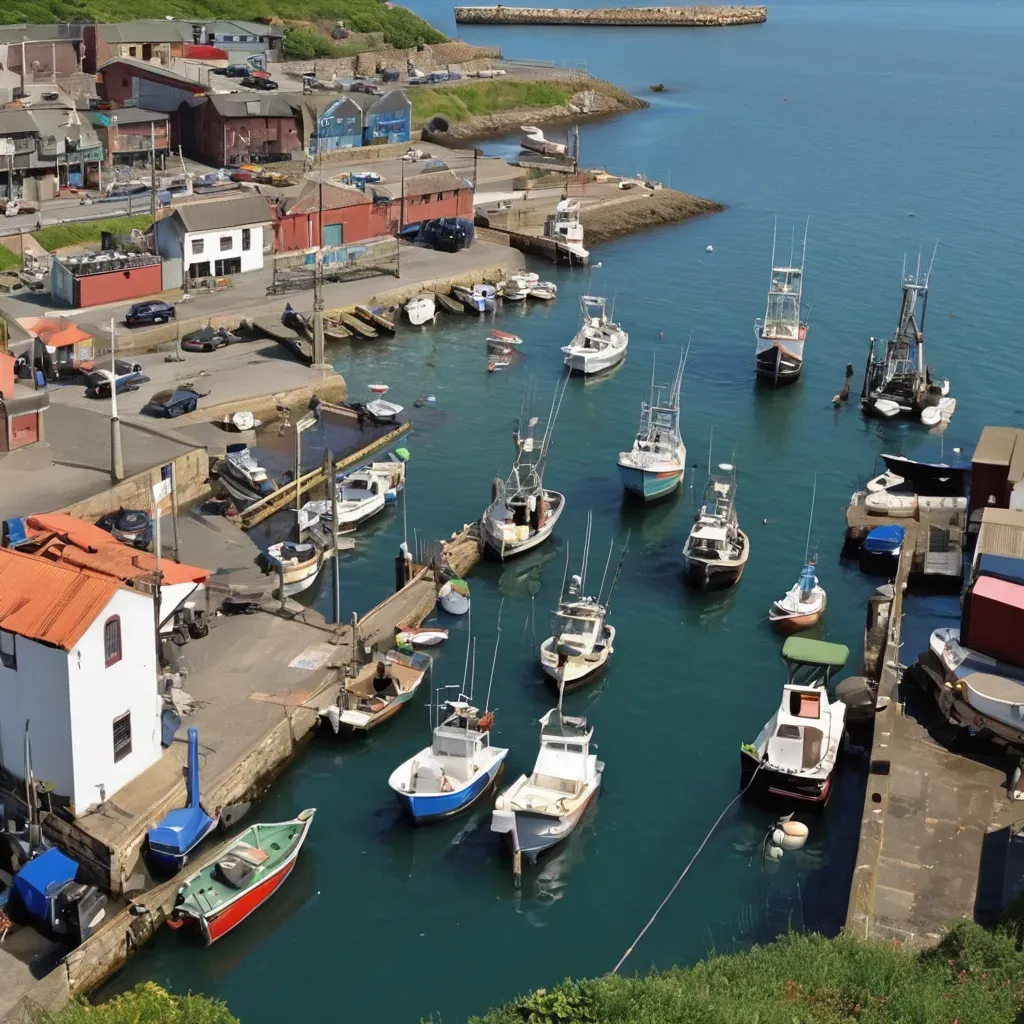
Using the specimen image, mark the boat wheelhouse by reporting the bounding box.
[682,461,750,590]
[754,218,809,385]
[562,295,628,376]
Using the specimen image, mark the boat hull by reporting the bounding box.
[439,587,470,615]
[540,626,614,693]
[393,757,506,824]
[147,823,217,874]
[683,550,748,591]
[754,330,803,385]
[502,785,599,862]
[769,592,826,634]
[482,491,565,561]
[563,345,626,376]
[739,749,832,807]
[617,463,683,502]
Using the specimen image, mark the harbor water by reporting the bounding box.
[105,1,1023,1019]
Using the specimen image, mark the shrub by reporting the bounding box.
[283,26,337,60]
[41,982,239,1024]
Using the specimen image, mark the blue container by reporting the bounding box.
[14,848,77,923]
[975,554,1024,587]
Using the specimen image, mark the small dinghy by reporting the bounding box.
[266,540,323,596]
[366,398,403,423]
[396,626,449,647]
[863,524,905,555]
[438,578,470,615]
[405,294,436,326]
[146,728,216,873]
[224,410,261,432]
[873,398,901,418]
[740,638,849,806]
[319,649,432,732]
[168,809,315,945]
[529,281,557,301]
[488,329,523,346]
[769,562,826,633]
[368,384,390,395]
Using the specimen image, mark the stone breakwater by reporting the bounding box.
[453,5,767,26]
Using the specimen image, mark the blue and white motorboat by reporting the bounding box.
[146,728,216,873]
[388,697,508,823]
[618,345,688,501]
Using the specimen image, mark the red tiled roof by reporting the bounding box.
[0,546,122,650]
[22,513,209,587]
[24,317,92,349]
[288,182,370,215]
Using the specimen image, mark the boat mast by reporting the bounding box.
[603,533,630,612]
[460,601,472,700]
[803,475,817,565]
[558,543,571,604]
[579,511,593,595]
[768,216,778,285]
[484,599,503,713]
[597,537,614,604]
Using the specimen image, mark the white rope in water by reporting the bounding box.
[611,764,763,975]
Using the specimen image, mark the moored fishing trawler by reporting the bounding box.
[539,513,628,693]
[739,638,849,806]
[562,295,628,375]
[754,218,809,385]
[617,344,689,501]
[481,381,567,559]
[860,245,955,425]
[682,454,750,590]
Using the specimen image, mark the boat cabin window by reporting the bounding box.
[776,724,800,740]
[558,615,593,637]
[433,733,476,758]
[787,662,829,687]
[789,690,821,719]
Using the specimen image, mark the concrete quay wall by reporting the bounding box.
[454,5,767,27]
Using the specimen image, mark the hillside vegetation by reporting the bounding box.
[463,921,1024,1024]
[410,81,575,126]
[0,0,445,49]
[43,982,238,1024]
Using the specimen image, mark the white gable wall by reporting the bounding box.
[182,223,266,277]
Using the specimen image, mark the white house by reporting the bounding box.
[153,193,272,288]
[0,547,162,815]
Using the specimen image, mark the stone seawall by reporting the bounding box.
[454,5,767,26]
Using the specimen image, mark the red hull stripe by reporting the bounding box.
[204,858,296,944]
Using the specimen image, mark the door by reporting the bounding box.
[0,403,8,454]
[189,261,211,280]
[323,222,342,248]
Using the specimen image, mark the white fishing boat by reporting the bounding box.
[481,381,567,560]
[366,384,403,422]
[519,125,567,157]
[216,443,276,507]
[298,460,404,531]
[491,704,603,874]
[544,196,589,265]
[861,245,955,424]
[396,626,449,647]
[617,345,688,502]
[529,281,557,301]
[405,293,436,326]
[265,540,323,597]
[864,491,967,517]
[562,295,628,375]
[320,649,432,732]
[438,578,470,615]
[740,638,849,806]
[754,218,809,385]
[682,455,750,591]
[538,514,627,693]
[502,278,529,302]
[769,479,826,633]
[473,283,498,313]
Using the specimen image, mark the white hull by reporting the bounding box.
[563,341,627,375]
[482,491,565,560]
[405,296,436,326]
[438,582,470,615]
[539,624,614,684]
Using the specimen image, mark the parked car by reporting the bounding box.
[349,81,381,95]
[408,75,429,86]
[142,386,203,418]
[241,75,278,91]
[181,326,231,353]
[382,67,399,83]
[95,508,152,551]
[83,362,149,399]
[350,170,382,184]
[126,301,175,327]
[423,159,449,172]
[223,64,250,77]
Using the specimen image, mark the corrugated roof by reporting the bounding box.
[98,57,206,92]
[23,317,92,349]
[977,508,1024,561]
[100,21,194,44]
[207,93,298,118]
[288,181,370,214]
[22,513,209,587]
[207,19,284,37]
[404,170,470,197]
[973,426,1021,467]
[0,546,122,651]
[0,109,39,135]
[174,194,272,232]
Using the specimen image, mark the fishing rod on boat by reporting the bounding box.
[597,537,614,605]
[803,474,817,565]
[603,532,630,614]
[468,638,477,703]
[484,598,504,713]
[579,511,593,595]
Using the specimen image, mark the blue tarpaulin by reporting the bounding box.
[13,848,78,922]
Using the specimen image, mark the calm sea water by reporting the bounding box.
[105,1,1024,1019]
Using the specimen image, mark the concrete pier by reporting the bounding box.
[454,5,767,26]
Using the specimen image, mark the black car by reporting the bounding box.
[83,361,149,399]
[125,301,175,327]
[141,386,202,418]
[181,326,239,352]
[241,75,279,91]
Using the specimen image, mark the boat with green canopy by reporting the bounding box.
[168,808,315,945]
[740,638,849,806]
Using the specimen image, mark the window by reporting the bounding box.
[104,616,122,667]
[436,193,444,201]
[241,228,251,251]
[191,238,204,255]
[113,712,132,762]
[219,236,232,252]
[128,46,137,56]
[0,630,15,670]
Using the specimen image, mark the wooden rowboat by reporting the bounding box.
[434,291,465,315]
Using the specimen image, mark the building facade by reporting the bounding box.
[191,93,302,166]
[50,253,163,309]
[0,547,161,814]
[355,90,412,145]
[85,108,170,169]
[303,96,363,156]
[400,169,474,230]
[272,181,392,251]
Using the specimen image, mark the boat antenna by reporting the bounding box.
[469,637,477,704]
[648,350,657,412]
[788,223,795,268]
[558,542,571,605]
[579,510,593,595]
[461,600,472,694]
[597,536,614,604]
[801,217,809,269]
[673,332,692,405]
[768,216,778,284]
[484,598,503,713]
[803,474,817,565]
[603,532,630,613]
[924,239,939,285]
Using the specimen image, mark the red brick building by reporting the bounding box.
[272,181,391,251]
[192,94,302,167]
[399,169,474,230]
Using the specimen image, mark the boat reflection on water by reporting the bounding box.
[521,803,598,924]
[695,587,740,629]
[498,543,560,599]
[618,485,684,553]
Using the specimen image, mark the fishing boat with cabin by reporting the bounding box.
[618,345,689,502]
[562,295,627,375]
[168,808,315,945]
[539,513,628,692]
[860,245,956,424]
[739,638,849,806]
[481,381,567,560]
[682,452,750,590]
[754,218,809,385]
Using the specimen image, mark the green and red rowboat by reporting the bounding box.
[168,808,315,945]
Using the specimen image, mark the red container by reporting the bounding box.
[963,575,1024,668]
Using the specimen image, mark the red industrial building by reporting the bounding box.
[0,350,48,451]
[49,253,164,310]
[399,169,474,229]
[272,181,391,251]
[191,94,303,167]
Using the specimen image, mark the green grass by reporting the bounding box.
[0,242,20,272]
[41,982,238,1024]
[33,214,153,252]
[460,921,1024,1024]
[410,81,575,126]
[0,0,445,49]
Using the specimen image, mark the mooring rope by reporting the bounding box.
[611,764,762,974]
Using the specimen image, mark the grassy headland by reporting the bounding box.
[0,0,445,49]
[461,921,1024,1024]
[33,214,153,252]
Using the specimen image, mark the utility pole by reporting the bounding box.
[170,462,180,562]
[149,122,156,220]
[109,317,123,481]
[311,144,327,368]
[329,447,341,624]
